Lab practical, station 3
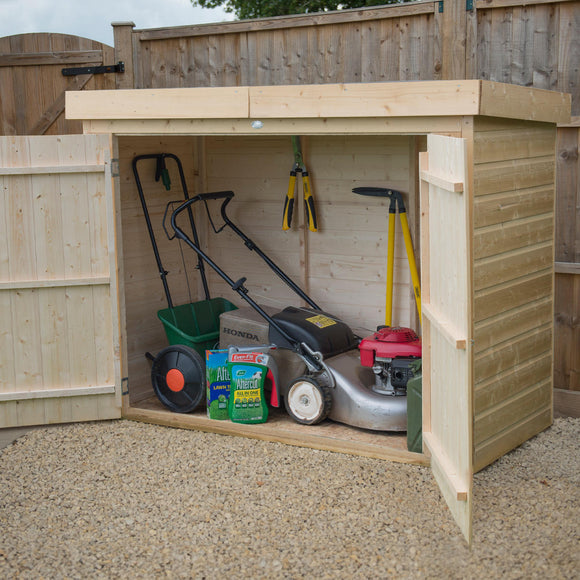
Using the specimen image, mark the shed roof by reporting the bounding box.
[66,80,570,135]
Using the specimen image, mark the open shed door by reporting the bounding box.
[0,134,122,428]
[420,135,473,542]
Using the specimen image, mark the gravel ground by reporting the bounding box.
[0,417,578,579]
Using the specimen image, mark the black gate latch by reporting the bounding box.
[62,61,125,77]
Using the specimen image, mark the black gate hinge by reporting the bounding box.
[62,61,125,77]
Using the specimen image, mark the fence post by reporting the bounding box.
[439,0,469,80]
[112,22,135,89]
[465,0,478,79]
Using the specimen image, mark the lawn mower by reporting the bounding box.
[161,190,421,432]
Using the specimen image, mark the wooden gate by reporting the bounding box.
[0,33,116,136]
[420,135,473,541]
[0,134,121,427]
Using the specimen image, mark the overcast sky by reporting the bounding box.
[0,0,235,46]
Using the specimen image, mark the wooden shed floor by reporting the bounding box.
[125,397,428,466]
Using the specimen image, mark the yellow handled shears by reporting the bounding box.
[283,136,317,232]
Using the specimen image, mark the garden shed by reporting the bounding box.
[0,79,570,540]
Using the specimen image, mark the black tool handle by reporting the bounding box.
[353,187,405,212]
[353,187,393,197]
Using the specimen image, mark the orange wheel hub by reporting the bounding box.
[166,368,185,392]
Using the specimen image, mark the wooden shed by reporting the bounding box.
[0,79,570,540]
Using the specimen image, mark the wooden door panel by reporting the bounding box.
[0,134,121,427]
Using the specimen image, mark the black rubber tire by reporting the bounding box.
[150,345,205,413]
[284,376,332,425]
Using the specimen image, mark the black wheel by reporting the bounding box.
[284,376,332,425]
[151,345,205,413]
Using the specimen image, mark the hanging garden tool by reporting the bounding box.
[282,136,318,232]
[353,187,421,327]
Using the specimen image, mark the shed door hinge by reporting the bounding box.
[111,158,120,178]
[62,61,125,77]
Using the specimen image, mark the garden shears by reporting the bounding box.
[282,136,318,232]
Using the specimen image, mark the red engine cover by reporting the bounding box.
[359,326,422,367]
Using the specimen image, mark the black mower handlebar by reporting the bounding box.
[170,190,234,223]
[164,191,234,239]
[165,189,323,366]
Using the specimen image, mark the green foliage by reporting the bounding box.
[191,0,403,20]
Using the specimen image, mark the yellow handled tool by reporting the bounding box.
[282,172,296,231]
[353,187,421,327]
[283,136,317,232]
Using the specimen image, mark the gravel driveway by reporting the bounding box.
[0,417,578,579]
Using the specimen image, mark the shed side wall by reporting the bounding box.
[472,117,556,471]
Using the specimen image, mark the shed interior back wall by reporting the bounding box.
[118,135,418,404]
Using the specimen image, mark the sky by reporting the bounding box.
[0,0,235,46]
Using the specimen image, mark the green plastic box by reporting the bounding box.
[157,297,238,358]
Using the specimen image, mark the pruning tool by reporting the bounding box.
[353,187,422,327]
[283,136,317,232]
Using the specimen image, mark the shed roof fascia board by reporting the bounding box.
[249,81,481,118]
[66,80,571,126]
[81,116,465,136]
[479,82,571,125]
[66,81,480,121]
[66,87,250,120]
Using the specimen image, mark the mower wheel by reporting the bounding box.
[150,345,205,413]
[284,376,332,425]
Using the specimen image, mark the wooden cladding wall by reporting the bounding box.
[472,118,557,470]
[0,33,115,136]
[203,135,416,331]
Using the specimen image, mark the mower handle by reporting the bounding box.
[166,191,234,236]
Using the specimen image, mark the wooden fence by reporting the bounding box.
[1,0,578,409]
[115,0,579,115]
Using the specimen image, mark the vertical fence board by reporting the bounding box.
[558,3,580,113]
